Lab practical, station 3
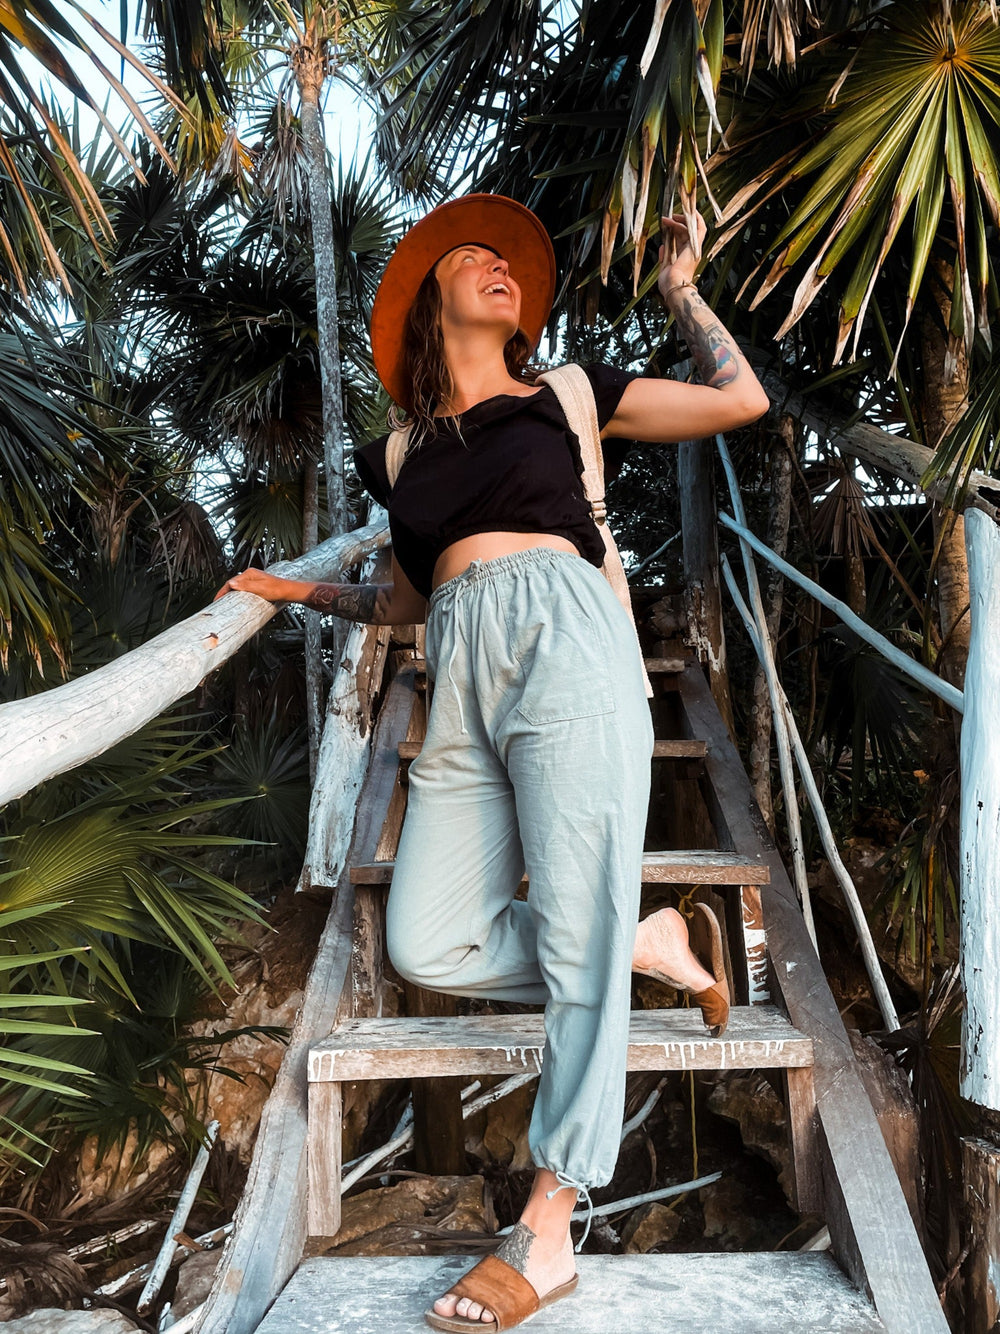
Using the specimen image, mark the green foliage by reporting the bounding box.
[3,947,285,1169]
[212,710,310,880]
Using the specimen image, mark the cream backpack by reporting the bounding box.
[384,363,653,698]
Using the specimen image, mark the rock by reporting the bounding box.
[707,1072,793,1202]
[0,1311,138,1332]
[74,1129,174,1207]
[700,1176,761,1248]
[465,1079,534,1171]
[848,1028,923,1235]
[320,1174,496,1256]
[620,1202,681,1253]
[170,1247,223,1318]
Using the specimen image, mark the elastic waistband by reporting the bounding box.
[429,547,582,609]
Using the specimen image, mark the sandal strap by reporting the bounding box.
[449,1255,540,1330]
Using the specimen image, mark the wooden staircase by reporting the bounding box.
[273,654,867,1329]
[198,643,946,1334]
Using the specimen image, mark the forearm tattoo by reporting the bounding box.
[302,582,387,623]
[672,289,742,388]
[495,1221,536,1274]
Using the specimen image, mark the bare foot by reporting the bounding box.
[432,1170,578,1325]
[632,907,716,992]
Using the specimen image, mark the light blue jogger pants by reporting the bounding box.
[386,548,654,1190]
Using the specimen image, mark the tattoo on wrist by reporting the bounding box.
[303,582,384,623]
[673,290,741,388]
[495,1222,536,1274]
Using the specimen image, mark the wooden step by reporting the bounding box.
[397,737,708,762]
[350,848,769,887]
[308,1005,810,1083]
[256,1254,885,1333]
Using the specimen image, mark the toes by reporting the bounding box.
[433,1294,460,1317]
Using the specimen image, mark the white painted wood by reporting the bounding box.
[718,508,964,714]
[960,509,1000,1108]
[740,883,770,1005]
[0,523,390,806]
[298,615,390,893]
[256,1254,886,1333]
[308,1006,812,1083]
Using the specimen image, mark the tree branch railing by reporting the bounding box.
[0,523,390,807]
[746,349,1000,522]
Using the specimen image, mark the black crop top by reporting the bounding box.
[353,362,640,599]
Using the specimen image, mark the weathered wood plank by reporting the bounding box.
[197,654,415,1334]
[307,1083,342,1238]
[961,1135,1000,1331]
[256,1253,886,1333]
[396,738,707,762]
[676,663,948,1333]
[643,655,689,674]
[679,436,734,732]
[786,1065,822,1216]
[0,522,390,806]
[960,509,1000,1108]
[350,849,769,887]
[299,609,391,894]
[308,1006,812,1083]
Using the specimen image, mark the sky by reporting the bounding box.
[22,0,377,172]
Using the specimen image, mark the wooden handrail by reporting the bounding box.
[0,523,390,806]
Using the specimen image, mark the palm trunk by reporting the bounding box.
[919,257,971,693]
[294,21,347,539]
[303,457,323,781]
[749,415,794,830]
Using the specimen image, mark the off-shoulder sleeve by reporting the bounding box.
[353,436,391,509]
[583,363,642,431]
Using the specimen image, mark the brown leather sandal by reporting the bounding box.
[637,902,731,1038]
[424,1254,579,1331]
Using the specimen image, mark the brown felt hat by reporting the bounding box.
[370,194,556,410]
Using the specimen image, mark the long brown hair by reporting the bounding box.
[390,266,535,443]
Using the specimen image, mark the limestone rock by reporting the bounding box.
[74,1129,174,1207]
[0,1311,138,1332]
[466,1079,534,1171]
[170,1248,223,1318]
[320,1175,496,1256]
[707,1072,792,1202]
[701,1176,761,1249]
[621,1202,681,1253]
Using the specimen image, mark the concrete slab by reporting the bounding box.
[255,1252,886,1332]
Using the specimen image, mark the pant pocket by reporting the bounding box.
[514,608,617,726]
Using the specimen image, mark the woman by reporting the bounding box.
[218,195,768,1331]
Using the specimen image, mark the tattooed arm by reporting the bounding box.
[603,213,769,443]
[214,553,427,625]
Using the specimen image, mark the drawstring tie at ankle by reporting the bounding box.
[546,1171,594,1252]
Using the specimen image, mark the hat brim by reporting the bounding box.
[370,194,556,411]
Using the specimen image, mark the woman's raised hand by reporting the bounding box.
[657,212,707,298]
[214,568,297,603]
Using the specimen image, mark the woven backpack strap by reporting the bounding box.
[384,424,414,490]
[538,364,653,698]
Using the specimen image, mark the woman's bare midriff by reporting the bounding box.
[432,532,579,589]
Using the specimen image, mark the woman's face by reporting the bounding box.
[432,244,522,342]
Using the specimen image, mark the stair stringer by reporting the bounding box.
[676,663,946,1334]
